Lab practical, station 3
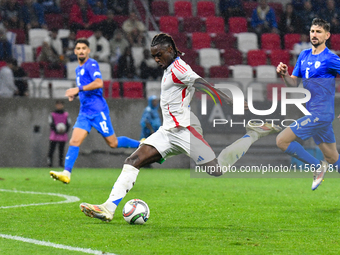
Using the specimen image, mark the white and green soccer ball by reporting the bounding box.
[122,199,150,225]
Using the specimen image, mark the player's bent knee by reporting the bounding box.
[325,155,338,164]
[276,136,287,151]
[108,140,118,148]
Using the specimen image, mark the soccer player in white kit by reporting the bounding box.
[80,33,281,222]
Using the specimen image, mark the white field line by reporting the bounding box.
[0,189,80,209]
[0,234,118,255]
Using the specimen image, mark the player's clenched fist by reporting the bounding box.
[277,62,288,76]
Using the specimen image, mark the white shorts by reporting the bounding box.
[142,125,216,165]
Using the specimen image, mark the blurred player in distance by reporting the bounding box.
[276,18,340,190]
[79,33,281,222]
[50,38,140,184]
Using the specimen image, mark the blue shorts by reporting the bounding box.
[290,115,335,145]
[74,111,115,137]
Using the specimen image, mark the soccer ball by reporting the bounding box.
[122,199,150,224]
[56,123,66,134]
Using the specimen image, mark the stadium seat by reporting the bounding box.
[182,17,204,33]
[231,64,253,90]
[247,50,267,67]
[28,78,50,98]
[42,62,65,78]
[269,49,290,67]
[12,44,34,65]
[29,29,49,48]
[228,17,248,34]
[151,1,169,19]
[197,1,215,17]
[330,34,340,52]
[45,13,64,30]
[205,17,225,34]
[181,48,198,66]
[261,33,281,50]
[198,48,221,70]
[284,33,301,50]
[236,32,258,54]
[209,66,229,78]
[191,32,211,50]
[247,82,265,101]
[21,62,40,78]
[123,81,144,98]
[97,63,111,80]
[60,0,77,15]
[242,2,258,20]
[174,1,192,18]
[103,81,120,98]
[268,2,283,21]
[170,33,188,50]
[0,61,6,69]
[52,80,73,98]
[66,62,78,79]
[223,48,243,66]
[57,29,70,39]
[131,47,144,75]
[9,29,26,44]
[267,83,286,101]
[76,30,94,39]
[256,65,277,82]
[212,33,236,50]
[190,64,205,77]
[287,65,294,75]
[145,81,161,98]
[112,15,129,27]
[159,16,179,34]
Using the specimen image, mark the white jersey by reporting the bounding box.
[160,57,201,130]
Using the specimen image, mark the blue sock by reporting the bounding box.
[117,136,140,148]
[285,141,320,166]
[64,146,79,173]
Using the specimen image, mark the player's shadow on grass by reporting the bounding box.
[315,208,340,214]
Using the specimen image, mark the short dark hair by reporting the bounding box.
[75,38,90,48]
[311,18,330,32]
[151,33,183,58]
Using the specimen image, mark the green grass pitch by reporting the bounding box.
[0,168,339,255]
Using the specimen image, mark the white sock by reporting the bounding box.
[104,164,139,213]
[217,131,259,172]
[63,170,71,178]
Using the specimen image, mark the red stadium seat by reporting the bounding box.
[151,1,169,19]
[205,17,225,34]
[261,33,281,50]
[112,15,129,27]
[182,17,204,33]
[247,50,267,66]
[267,83,286,101]
[9,29,26,44]
[159,16,179,34]
[45,13,64,29]
[209,66,229,78]
[60,0,77,15]
[212,33,237,49]
[0,61,6,69]
[284,33,301,50]
[330,34,340,51]
[223,48,243,66]
[287,65,294,75]
[21,62,40,78]
[103,81,120,98]
[123,81,144,98]
[42,62,65,78]
[228,17,248,34]
[174,1,192,18]
[269,49,290,67]
[190,64,205,77]
[181,48,198,66]
[76,30,94,39]
[197,1,215,17]
[191,32,211,49]
[243,2,258,20]
[170,33,188,51]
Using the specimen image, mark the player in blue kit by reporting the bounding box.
[276,18,340,190]
[50,38,140,184]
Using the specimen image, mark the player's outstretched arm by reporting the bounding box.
[277,62,300,87]
[65,78,103,101]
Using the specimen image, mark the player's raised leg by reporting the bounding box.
[80,144,161,222]
[50,128,88,184]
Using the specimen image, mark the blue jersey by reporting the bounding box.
[293,47,340,122]
[75,58,108,117]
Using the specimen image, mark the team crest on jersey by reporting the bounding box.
[80,69,85,75]
[315,61,321,69]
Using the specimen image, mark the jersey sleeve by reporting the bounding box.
[88,61,103,80]
[292,51,304,77]
[327,53,340,75]
[171,60,200,87]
